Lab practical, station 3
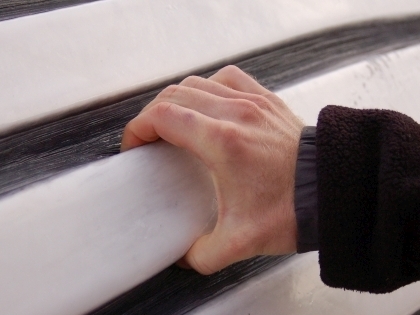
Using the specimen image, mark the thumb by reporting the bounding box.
[182,224,253,275]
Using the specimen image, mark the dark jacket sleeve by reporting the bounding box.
[316,105,420,293]
[295,127,318,253]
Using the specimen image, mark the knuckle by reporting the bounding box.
[154,102,174,116]
[157,84,179,99]
[180,111,196,125]
[236,99,263,123]
[248,94,272,111]
[218,65,259,84]
[214,123,243,153]
[154,102,196,126]
[180,75,202,87]
[218,65,243,78]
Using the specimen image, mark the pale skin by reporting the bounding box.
[121,65,304,275]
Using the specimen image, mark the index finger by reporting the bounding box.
[120,102,221,165]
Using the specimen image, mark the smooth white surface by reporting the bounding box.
[187,43,420,315]
[0,141,216,315]
[281,43,420,125]
[1,0,420,133]
[188,253,420,315]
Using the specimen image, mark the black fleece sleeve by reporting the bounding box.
[316,105,420,293]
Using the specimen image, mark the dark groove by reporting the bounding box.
[0,0,101,22]
[2,17,420,197]
[88,255,292,315]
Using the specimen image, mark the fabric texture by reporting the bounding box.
[316,105,420,293]
[295,126,319,253]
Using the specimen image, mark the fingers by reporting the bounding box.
[121,82,269,152]
[121,102,215,158]
[179,75,246,100]
[179,68,285,114]
[179,74,286,116]
[208,65,270,95]
[140,84,239,119]
[141,66,272,118]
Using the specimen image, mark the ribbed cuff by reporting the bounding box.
[294,126,318,253]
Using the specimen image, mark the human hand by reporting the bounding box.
[121,66,304,274]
